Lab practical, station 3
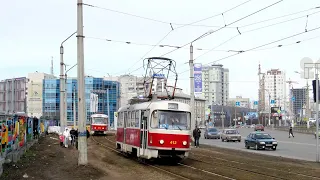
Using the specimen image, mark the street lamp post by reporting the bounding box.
[302,61,320,163]
[264,89,271,127]
[65,64,77,127]
[60,31,77,134]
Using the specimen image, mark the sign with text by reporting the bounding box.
[194,63,202,93]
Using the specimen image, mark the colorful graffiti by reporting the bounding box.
[0,115,41,155]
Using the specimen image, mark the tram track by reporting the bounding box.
[103,136,281,179]
[103,135,320,179]
[103,136,280,179]
[92,136,236,180]
[190,152,320,180]
[91,136,191,180]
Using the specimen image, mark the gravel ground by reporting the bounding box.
[5,134,320,180]
[104,134,320,180]
[2,134,181,180]
[2,134,105,180]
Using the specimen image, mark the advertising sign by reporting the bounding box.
[246,112,258,119]
[194,63,202,93]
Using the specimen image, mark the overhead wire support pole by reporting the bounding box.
[189,44,195,131]
[77,0,87,165]
[60,31,77,135]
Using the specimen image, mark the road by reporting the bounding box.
[200,127,319,161]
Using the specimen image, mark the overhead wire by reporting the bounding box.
[193,10,320,60]
[86,36,231,52]
[176,25,320,75]
[85,5,320,76]
[83,1,253,30]
[160,0,284,57]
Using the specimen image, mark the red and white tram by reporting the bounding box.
[90,113,108,135]
[116,100,191,160]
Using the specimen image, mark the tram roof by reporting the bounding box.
[118,100,190,112]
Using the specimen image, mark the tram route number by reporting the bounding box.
[170,141,177,145]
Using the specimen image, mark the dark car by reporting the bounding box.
[244,132,278,150]
[204,128,221,139]
[254,124,264,131]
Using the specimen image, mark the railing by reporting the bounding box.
[273,125,315,134]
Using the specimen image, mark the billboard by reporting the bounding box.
[246,112,258,119]
[90,93,98,113]
[194,63,202,93]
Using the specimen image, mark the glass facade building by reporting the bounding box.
[42,77,120,125]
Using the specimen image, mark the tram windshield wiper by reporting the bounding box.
[177,125,182,131]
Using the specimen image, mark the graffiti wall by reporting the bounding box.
[0,115,39,155]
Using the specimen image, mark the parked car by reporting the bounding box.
[254,124,264,131]
[244,132,277,150]
[221,129,241,142]
[204,127,221,139]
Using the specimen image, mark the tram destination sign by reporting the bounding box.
[168,103,178,110]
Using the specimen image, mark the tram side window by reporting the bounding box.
[132,111,135,127]
[124,112,128,128]
[117,113,121,127]
[128,112,132,127]
[118,112,123,127]
[135,111,139,127]
[151,111,158,128]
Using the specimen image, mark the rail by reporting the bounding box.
[274,125,315,134]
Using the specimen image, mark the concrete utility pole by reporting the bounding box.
[107,88,110,128]
[189,44,195,131]
[60,31,77,134]
[77,0,87,165]
[60,48,65,133]
[73,84,77,128]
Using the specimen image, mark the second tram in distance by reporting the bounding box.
[90,113,108,135]
[116,100,191,160]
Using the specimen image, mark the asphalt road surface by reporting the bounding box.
[200,127,319,161]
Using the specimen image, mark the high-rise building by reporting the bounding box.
[291,88,307,116]
[201,64,229,106]
[0,77,27,114]
[264,69,286,109]
[42,77,120,125]
[228,96,250,108]
[27,72,56,118]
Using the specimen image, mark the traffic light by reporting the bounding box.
[279,116,282,120]
[312,80,320,102]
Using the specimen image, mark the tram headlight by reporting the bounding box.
[183,141,187,146]
[159,140,164,144]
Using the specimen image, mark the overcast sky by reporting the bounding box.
[1,0,320,101]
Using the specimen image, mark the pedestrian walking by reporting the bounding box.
[193,126,201,148]
[70,128,77,146]
[289,126,294,138]
[63,128,70,148]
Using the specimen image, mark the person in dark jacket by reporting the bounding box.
[289,126,294,138]
[193,127,201,148]
[69,128,77,146]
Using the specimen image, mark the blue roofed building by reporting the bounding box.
[42,77,120,126]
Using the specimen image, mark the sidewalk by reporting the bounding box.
[2,134,107,180]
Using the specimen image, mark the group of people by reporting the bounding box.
[60,127,90,148]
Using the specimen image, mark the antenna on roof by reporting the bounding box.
[51,56,54,75]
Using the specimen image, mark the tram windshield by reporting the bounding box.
[151,110,191,130]
[92,117,107,125]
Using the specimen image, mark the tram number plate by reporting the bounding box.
[170,141,177,145]
[98,127,101,130]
